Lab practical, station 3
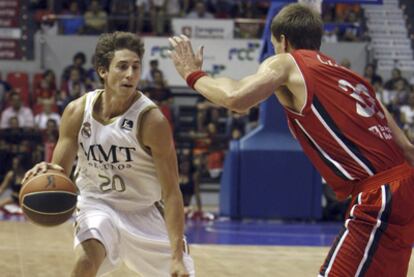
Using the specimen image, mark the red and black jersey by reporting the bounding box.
[285,50,405,200]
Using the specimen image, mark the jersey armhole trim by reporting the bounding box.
[136,105,158,156]
[285,53,309,117]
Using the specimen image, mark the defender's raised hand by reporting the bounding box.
[168,35,204,80]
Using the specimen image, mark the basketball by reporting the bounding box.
[19,169,78,227]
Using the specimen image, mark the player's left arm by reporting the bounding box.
[169,35,290,113]
[141,108,189,274]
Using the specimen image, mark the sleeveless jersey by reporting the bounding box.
[285,50,405,200]
[75,89,160,210]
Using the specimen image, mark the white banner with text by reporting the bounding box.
[143,37,262,87]
[171,18,234,39]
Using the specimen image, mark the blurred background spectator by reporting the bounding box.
[0,92,34,129]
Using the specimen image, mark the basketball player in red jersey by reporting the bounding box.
[169,3,414,277]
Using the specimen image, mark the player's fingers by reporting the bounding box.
[170,36,184,55]
[196,45,204,62]
[168,37,177,48]
[180,34,190,41]
[22,171,32,184]
[39,161,49,173]
[180,34,193,53]
[49,163,64,172]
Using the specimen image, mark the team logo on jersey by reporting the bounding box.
[121,119,133,130]
[81,122,91,138]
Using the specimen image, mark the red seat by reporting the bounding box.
[33,72,44,90]
[6,72,30,105]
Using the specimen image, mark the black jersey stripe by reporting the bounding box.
[312,96,377,175]
[357,185,392,277]
[295,120,351,181]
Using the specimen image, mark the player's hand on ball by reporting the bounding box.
[170,259,189,277]
[168,34,204,80]
[22,162,64,184]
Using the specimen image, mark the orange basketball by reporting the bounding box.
[19,169,78,227]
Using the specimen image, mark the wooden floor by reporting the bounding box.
[1,221,414,277]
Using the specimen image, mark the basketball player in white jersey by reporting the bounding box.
[23,32,194,277]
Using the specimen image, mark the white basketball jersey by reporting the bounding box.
[75,90,161,211]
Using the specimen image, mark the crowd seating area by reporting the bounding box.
[31,0,371,41]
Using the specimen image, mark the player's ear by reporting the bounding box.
[97,66,107,80]
[281,35,289,52]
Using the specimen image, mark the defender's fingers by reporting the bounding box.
[196,45,204,60]
[168,37,178,48]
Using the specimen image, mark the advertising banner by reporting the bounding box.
[172,18,234,39]
[143,37,262,87]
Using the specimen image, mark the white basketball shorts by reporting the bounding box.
[74,199,195,276]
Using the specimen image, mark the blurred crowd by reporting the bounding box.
[32,0,369,41]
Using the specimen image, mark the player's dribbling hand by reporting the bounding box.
[168,34,204,80]
[170,259,190,277]
[22,162,64,184]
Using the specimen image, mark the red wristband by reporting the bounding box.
[186,70,207,90]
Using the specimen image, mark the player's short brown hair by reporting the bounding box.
[93,31,145,72]
[271,3,323,50]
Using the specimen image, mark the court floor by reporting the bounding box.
[0,215,413,277]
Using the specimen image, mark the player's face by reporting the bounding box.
[101,49,141,95]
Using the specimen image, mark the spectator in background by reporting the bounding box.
[39,13,58,35]
[363,63,382,86]
[60,81,83,112]
[209,0,238,18]
[335,3,361,23]
[61,67,86,100]
[148,0,168,35]
[144,69,174,130]
[339,58,351,69]
[384,68,409,90]
[392,79,410,106]
[33,69,57,105]
[85,55,101,90]
[374,81,392,106]
[322,25,338,43]
[0,92,34,129]
[0,155,26,210]
[142,59,161,87]
[409,74,414,87]
[0,78,12,111]
[61,51,87,82]
[134,0,147,34]
[178,148,196,212]
[109,0,134,32]
[0,116,33,167]
[237,0,265,19]
[34,99,61,130]
[225,111,248,138]
[42,119,59,162]
[59,1,84,34]
[400,94,414,132]
[145,69,171,104]
[83,0,108,34]
[186,1,214,19]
